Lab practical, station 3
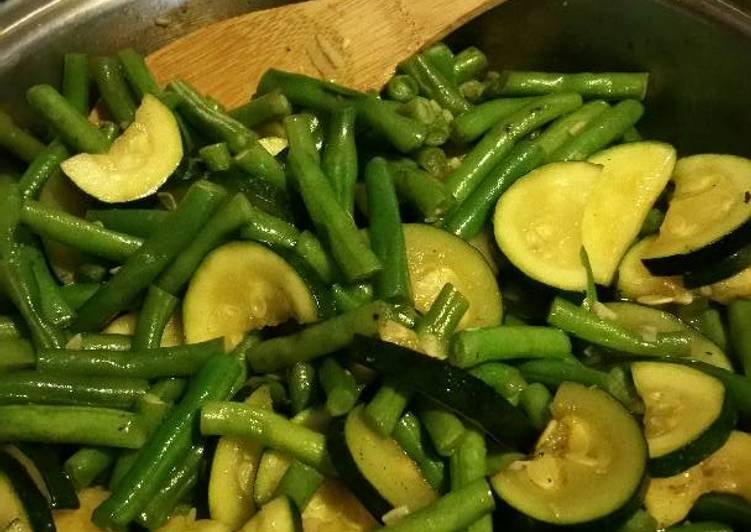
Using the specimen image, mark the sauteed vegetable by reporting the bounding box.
[1,39,750,532]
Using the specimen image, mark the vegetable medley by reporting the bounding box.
[1,37,751,532]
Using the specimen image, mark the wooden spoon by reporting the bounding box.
[145,0,507,108]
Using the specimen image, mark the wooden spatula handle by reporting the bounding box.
[147,0,506,108]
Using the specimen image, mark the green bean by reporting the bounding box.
[386,75,420,102]
[229,91,293,129]
[415,283,469,355]
[399,54,470,116]
[73,180,226,331]
[21,200,143,262]
[289,361,319,414]
[71,333,132,351]
[238,206,300,249]
[548,99,644,162]
[442,141,544,239]
[156,193,252,295]
[200,401,332,473]
[331,282,374,313]
[93,354,242,528]
[364,380,412,437]
[451,325,572,368]
[639,207,665,237]
[0,254,66,349]
[0,372,148,408]
[0,315,23,339]
[62,53,90,115]
[534,99,611,155]
[272,460,324,510]
[468,363,528,406]
[59,282,99,310]
[392,411,446,491]
[169,80,257,153]
[287,132,381,282]
[459,79,488,104]
[486,70,649,100]
[390,160,454,222]
[247,301,389,372]
[322,106,358,214]
[318,357,360,417]
[0,337,36,371]
[132,285,178,350]
[37,338,223,379]
[414,146,449,179]
[0,183,21,259]
[109,378,187,490]
[26,85,112,154]
[453,47,489,84]
[293,231,339,284]
[64,448,118,489]
[85,209,168,239]
[444,92,583,202]
[621,126,643,143]
[18,140,69,200]
[728,299,751,376]
[418,402,466,457]
[548,297,692,357]
[449,430,490,532]
[397,97,450,146]
[0,109,46,163]
[365,158,411,304]
[199,142,232,171]
[234,141,288,191]
[23,245,75,327]
[90,57,137,126]
[116,48,163,101]
[0,405,145,448]
[519,382,552,430]
[257,69,359,112]
[353,95,428,153]
[137,444,203,530]
[517,359,611,389]
[423,43,456,83]
[283,113,320,164]
[383,478,495,532]
[451,97,535,145]
[75,262,109,284]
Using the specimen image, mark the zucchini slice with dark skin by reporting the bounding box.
[491,382,648,527]
[346,335,536,449]
[0,450,54,532]
[683,241,751,288]
[327,405,437,518]
[632,362,737,477]
[239,496,302,532]
[15,443,79,510]
[689,493,751,529]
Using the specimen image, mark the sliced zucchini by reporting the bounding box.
[182,241,318,349]
[582,142,676,285]
[403,223,502,328]
[492,382,647,526]
[632,362,736,476]
[617,236,693,305]
[645,431,751,528]
[53,487,109,532]
[61,95,183,203]
[683,242,751,288]
[347,336,536,448]
[603,302,733,369]
[0,450,54,532]
[301,479,377,532]
[103,310,183,347]
[643,154,751,275]
[6,444,79,510]
[239,496,302,532]
[701,267,751,304]
[158,508,232,532]
[689,492,751,529]
[327,405,438,517]
[494,161,603,290]
[209,385,274,529]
